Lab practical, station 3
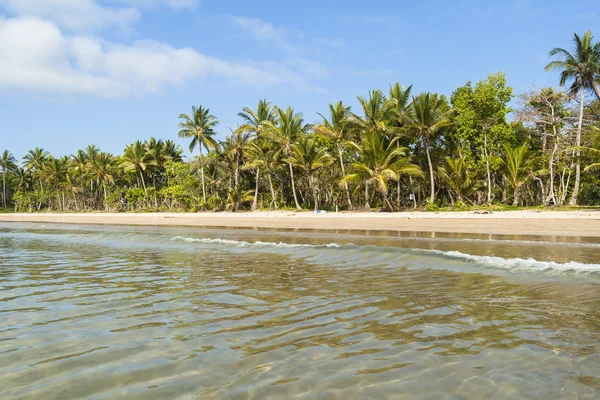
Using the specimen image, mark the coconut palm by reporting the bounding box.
[244,141,281,210]
[0,150,17,208]
[178,106,220,204]
[237,99,278,137]
[164,140,183,163]
[388,83,414,206]
[237,99,278,210]
[39,156,69,210]
[545,30,600,204]
[264,106,307,210]
[503,143,532,206]
[89,152,115,201]
[287,136,334,211]
[120,141,157,193]
[314,101,354,209]
[438,156,474,204]
[223,130,254,210]
[343,131,423,210]
[404,93,453,203]
[351,89,397,134]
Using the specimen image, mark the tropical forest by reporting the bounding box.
[2,31,600,213]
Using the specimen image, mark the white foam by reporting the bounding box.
[172,236,341,249]
[171,236,600,276]
[429,249,600,274]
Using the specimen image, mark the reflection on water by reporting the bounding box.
[1,223,600,399]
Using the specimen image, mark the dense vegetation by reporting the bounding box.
[2,31,600,213]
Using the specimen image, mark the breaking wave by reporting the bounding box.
[172,235,600,276]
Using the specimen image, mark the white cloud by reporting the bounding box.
[0,0,140,31]
[229,15,303,55]
[110,0,199,11]
[0,16,286,98]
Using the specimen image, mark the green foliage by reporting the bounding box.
[425,200,440,212]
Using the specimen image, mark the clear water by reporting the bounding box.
[1,223,600,399]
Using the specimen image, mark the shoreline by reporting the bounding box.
[1,211,600,237]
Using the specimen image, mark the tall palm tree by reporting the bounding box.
[23,147,50,190]
[388,83,413,206]
[244,141,281,210]
[287,136,334,211]
[223,130,254,210]
[0,150,17,208]
[545,30,600,204]
[264,106,307,210]
[314,101,354,209]
[351,89,397,134]
[89,152,115,201]
[39,156,68,210]
[120,141,157,193]
[178,106,220,204]
[503,143,532,206]
[237,99,278,136]
[237,99,278,210]
[404,93,453,203]
[343,131,422,210]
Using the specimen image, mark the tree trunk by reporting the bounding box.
[364,183,370,209]
[267,173,278,210]
[338,145,352,210]
[288,162,302,210]
[139,170,147,193]
[424,138,435,203]
[199,146,207,206]
[310,174,318,211]
[513,185,521,207]
[409,176,417,209]
[547,142,558,205]
[484,131,492,205]
[569,88,585,205]
[252,168,259,211]
[2,170,5,208]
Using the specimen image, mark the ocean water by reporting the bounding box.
[1,223,600,399]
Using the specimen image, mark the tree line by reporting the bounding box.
[1,31,600,213]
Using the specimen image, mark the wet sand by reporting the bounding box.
[1,210,599,237]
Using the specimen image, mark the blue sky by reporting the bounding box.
[0,0,598,159]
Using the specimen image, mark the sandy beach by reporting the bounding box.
[1,210,600,237]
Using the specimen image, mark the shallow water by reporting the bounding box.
[1,223,600,399]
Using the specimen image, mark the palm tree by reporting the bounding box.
[164,140,183,163]
[89,152,115,201]
[39,156,68,210]
[438,156,474,205]
[264,106,307,210]
[120,141,157,193]
[545,30,600,204]
[23,147,49,190]
[223,130,254,210]
[237,99,277,210]
[404,93,453,203]
[287,136,334,211]
[13,167,32,192]
[503,143,532,206]
[178,106,220,204]
[244,141,281,210]
[388,83,413,206]
[351,89,397,134]
[0,150,17,208]
[343,131,422,210]
[237,99,278,136]
[314,101,354,209]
